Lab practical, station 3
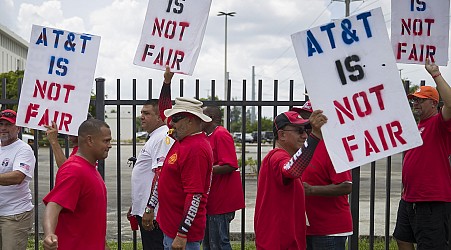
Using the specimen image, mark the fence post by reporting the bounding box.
[95,77,106,179]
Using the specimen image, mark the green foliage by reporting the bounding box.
[237,157,258,173]
[0,70,24,110]
[409,84,419,94]
[247,117,273,132]
[135,116,142,131]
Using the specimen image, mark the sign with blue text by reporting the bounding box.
[391,0,450,66]
[17,25,101,136]
[291,8,422,173]
[134,0,212,75]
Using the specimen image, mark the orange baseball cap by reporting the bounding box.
[407,86,439,102]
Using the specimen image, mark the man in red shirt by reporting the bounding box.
[294,101,353,250]
[201,105,245,250]
[394,59,451,249]
[254,109,327,250]
[42,119,112,250]
[146,66,213,250]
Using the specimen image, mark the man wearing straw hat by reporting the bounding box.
[146,67,213,250]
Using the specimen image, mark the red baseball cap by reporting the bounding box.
[291,100,313,120]
[273,111,310,134]
[407,86,439,102]
[0,109,17,124]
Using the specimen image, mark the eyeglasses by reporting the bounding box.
[409,98,430,104]
[0,111,16,118]
[282,127,306,134]
[171,113,188,123]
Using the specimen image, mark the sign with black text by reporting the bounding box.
[291,8,422,173]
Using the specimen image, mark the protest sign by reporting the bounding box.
[133,0,212,75]
[16,25,101,136]
[291,8,422,173]
[391,0,450,66]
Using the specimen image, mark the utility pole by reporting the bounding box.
[332,0,361,17]
[251,66,256,123]
[217,11,236,126]
[345,0,350,17]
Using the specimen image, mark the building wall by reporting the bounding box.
[105,106,136,141]
[0,24,28,73]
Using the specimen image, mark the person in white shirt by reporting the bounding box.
[128,100,174,250]
[0,109,36,250]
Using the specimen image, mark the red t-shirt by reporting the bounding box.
[254,148,306,250]
[402,113,451,202]
[206,126,245,215]
[43,155,107,250]
[70,146,78,156]
[303,140,353,235]
[157,133,213,242]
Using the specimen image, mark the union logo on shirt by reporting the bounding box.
[1,158,10,167]
[168,153,177,164]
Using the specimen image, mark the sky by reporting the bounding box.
[1,0,449,108]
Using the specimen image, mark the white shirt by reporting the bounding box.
[0,139,36,216]
[131,125,174,218]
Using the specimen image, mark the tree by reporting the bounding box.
[230,104,273,133]
[0,70,24,110]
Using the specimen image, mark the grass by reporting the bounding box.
[28,238,398,250]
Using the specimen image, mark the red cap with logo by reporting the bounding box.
[0,109,17,124]
[407,86,439,102]
[273,111,310,134]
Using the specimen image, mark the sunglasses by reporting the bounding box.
[409,98,430,104]
[171,113,188,123]
[0,111,16,118]
[282,127,306,134]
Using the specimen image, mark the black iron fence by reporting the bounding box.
[0,76,428,250]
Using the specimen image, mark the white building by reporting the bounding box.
[105,106,137,141]
[0,23,28,73]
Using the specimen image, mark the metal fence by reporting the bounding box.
[0,76,429,250]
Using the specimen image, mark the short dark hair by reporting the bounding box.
[78,119,110,138]
[144,100,159,107]
[205,105,222,121]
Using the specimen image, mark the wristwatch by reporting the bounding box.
[145,207,152,214]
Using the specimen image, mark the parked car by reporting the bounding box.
[252,131,274,143]
[233,132,253,143]
[136,131,148,139]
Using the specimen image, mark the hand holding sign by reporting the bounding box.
[164,65,174,84]
[309,110,327,140]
